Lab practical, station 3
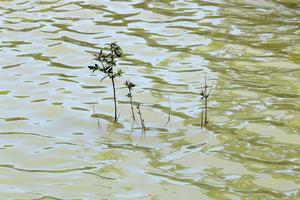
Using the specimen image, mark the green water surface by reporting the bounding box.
[0,0,300,199]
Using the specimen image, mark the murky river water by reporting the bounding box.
[1,0,300,199]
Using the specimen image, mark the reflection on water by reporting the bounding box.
[0,0,300,199]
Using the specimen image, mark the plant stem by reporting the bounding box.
[204,75,208,125]
[137,104,146,131]
[111,77,117,122]
[205,97,208,124]
[166,96,171,125]
[199,75,213,127]
[129,89,135,121]
[201,108,204,127]
[91,104,100,127]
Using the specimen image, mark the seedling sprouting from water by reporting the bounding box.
[200,75,214,127]
[88,42,123,122]
[137,104,146,131]
[125,80,136,121]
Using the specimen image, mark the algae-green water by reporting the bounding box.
[0,0,300,199]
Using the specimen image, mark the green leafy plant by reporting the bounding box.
[88,42,123,122]
[125,80,136,121]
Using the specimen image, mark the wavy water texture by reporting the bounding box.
[0,0,300,199]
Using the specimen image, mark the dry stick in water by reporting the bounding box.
[200,75,214,126]
[166,96,171,125]
[125,80,136,121]
[137,104,146,131]
[90,103,100,127]
[200,109,204,127]
[204,75,208,124]
[206,80,214,123]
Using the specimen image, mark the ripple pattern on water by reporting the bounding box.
[0,0,300,199]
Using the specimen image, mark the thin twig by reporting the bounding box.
[200,75,214,126]
[204,75,208,124]
[137,104,146,131]
[111,77,117,122]
[129,93,135,121]
[201,108,204,127]
[207,81,214,97]
[117,112,120,121]
[90,104,100,127]
[166,96,171,125]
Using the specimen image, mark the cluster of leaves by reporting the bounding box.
[88,42,124,80]
[125,80,136,98]
[200,89,210,99]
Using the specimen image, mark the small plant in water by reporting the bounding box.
[200,75,214,127]
[125,80,136,121]
[88,42,123,122]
